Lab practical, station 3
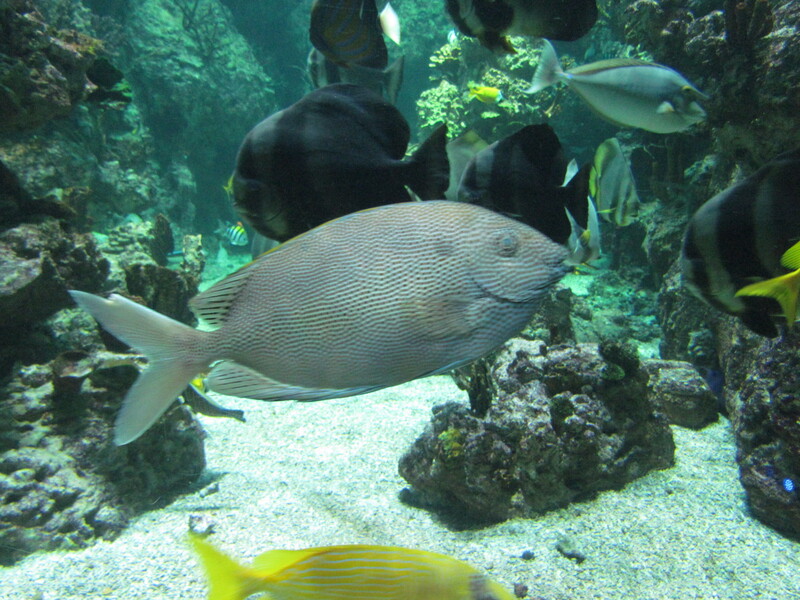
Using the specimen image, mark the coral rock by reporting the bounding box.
[0,0,101,132]
[399,339,675,524]
[643,359,718,429]
[0,353,205,565]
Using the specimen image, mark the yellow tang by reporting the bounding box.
[190,535,518,600]
[469,85,504,104]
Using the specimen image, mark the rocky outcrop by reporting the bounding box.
[659,257,800,538]
[0,0,100,132]
[0,219,109,374]
[0,351,206,565]
[716,323,800,539]
[399,339,675,524]
[643,359,718,429]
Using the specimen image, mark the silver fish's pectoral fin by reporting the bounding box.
[207,361,381,401]
[404,296,484,341]
[656,101,676,114]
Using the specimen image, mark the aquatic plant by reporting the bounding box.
[174,0,231,64]
[724,0,774,51]
[417,36,555,141]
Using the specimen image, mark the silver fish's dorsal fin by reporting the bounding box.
[189,263,257,328]
[207,360,382,401]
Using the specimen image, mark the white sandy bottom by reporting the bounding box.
[2,375,799,600]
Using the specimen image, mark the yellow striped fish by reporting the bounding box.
[189,535,518,600]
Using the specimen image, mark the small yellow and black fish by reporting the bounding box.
[468,85,503,104]
[681,150,800,337]
[219,221,249,247]
[189,535,518,600]
[457,123,597,264]
[70,201,568,444]
[232,83,448,242]
[526,40,706,134]
[445,0,598,53]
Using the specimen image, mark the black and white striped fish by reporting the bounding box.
[457,124,598,263]
[445,0,598,53]
[232,84,448,242]
[681,150,800,337]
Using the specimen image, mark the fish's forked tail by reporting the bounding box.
[189,534,263,600]
[405,123,449,200]
[525,39,564,94]
[69,291,208,445]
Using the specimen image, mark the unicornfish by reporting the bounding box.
[526,39,706,134]
[71,201,568,445]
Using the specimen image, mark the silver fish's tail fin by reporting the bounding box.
[405,123,449,200]
[69,291,208,445]
[525,39,563,94]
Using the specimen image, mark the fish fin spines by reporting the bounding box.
[190,265,255,328]
[735,269,800,328]
[525,39,563,94]
[189,535,263,600]
[781,240,800,270]
[68,291,208,444]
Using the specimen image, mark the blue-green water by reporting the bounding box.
[1,1,799,598]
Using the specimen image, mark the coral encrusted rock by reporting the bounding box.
[399,339,675,524]
[0,351,205,565]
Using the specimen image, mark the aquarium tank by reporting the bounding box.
[1,0,799,598]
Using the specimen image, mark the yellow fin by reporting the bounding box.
[189,534,263,600]
[252,548,324,577]
[735,268,800,328]
[781,240,800,270]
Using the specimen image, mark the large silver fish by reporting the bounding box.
[71,201,568,445]
[526,40,706,134]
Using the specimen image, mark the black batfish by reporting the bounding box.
[457,124,592,248]
[232,84,448,242]
[445,0,598,53]
[681,150,800,337]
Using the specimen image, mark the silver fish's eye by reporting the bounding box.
[494,229,519,257]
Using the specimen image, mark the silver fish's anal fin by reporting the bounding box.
[115,361,200,445]
[189,263,256,328]
[207,361,381,401]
